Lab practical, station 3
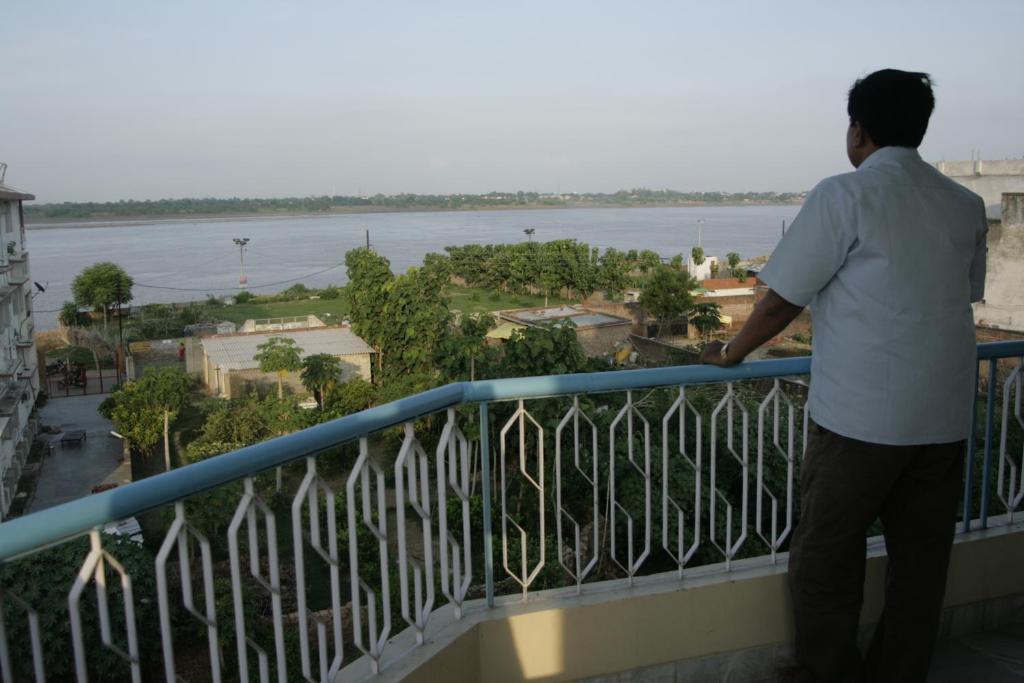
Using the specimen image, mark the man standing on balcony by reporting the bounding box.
[700,69,987,682]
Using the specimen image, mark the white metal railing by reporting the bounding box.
[0,344,1020,682]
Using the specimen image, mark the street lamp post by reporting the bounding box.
[696,218,706,247]
[233,238,250,289]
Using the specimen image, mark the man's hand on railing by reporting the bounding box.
[700,289,805,368]
[699,340,736,367]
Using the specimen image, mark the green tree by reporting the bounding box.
[58,301,81,328]
[597,247,631,297]
[144,368,191,470]
[690,301,724,341]
[501,322,589,378]
[0,536,159,681]
[727,252,745,280]
[324,377,377,417]
[106,379,163,458]
[378,265,453,378]
[640,265,699,337]
[253,337,303,399]
[726,252,741,272]
[300,353,342,409]
[691,246,705,266]
[105,368,191,469]
[538,244,562,306]
[637,249,662,273]
[436,313,496,381]
[345,248,394,375]
[70,261,133,329]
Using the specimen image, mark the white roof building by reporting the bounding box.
[199,326,373,398]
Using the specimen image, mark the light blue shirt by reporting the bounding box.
[759,146,988,445]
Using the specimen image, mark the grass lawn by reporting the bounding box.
[443,286,569,314]
[215,297,351,326]
[212,286,568,325]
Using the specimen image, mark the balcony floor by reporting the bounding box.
[930,623,1024,681]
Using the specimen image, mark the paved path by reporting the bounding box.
[28,394,130,513]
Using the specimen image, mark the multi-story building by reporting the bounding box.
[0,170,39,520]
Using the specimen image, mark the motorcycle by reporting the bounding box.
[46,359,69,377]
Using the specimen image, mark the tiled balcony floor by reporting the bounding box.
[930,623,1024,682]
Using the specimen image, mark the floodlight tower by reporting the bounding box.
[233,237,251,288]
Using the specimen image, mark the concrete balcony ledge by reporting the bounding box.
[341,518,1024,683]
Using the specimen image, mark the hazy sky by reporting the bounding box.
[2,1,1021,202]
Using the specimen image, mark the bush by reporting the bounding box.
[58,301,82,327]
[0,535,160,680]
[320,285,341,300]
[488,292,501,302]
[280,283,310,301]
[233,290,254,304]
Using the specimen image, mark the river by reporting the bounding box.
[26,204,800,330]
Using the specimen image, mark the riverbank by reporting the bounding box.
[25,199,802,230]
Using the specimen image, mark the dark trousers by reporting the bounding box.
[788,421,965,682]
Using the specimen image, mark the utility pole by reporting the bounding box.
[365,229,371,250]
[696,218,706,247]
[115,281,125,385]
[782,219,786,237]
[233,237,250,289]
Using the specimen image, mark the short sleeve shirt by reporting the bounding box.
[758,147,988,445]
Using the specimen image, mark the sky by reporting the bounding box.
[2,0,1022,203]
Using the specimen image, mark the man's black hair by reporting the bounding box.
[847,69,935,148]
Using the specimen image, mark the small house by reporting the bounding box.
[199,325,373,399]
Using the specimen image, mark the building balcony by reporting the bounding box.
[7,259,28,286]
[0,342,1021,681]
[0,379,29,420]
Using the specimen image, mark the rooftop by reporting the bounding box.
[0,183,34,202]
[700,277,761,290]
[201,325,373,371]
[501,304,631,329]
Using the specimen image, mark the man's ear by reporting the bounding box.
[850,121,865,147]
[852,122,877,150]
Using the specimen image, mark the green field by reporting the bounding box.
[443,286,568,314]
[212,286,566,325]
[214,297,351,325]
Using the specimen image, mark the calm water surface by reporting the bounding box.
[27,205,800,330]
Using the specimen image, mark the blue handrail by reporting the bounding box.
[0,341,1020,562]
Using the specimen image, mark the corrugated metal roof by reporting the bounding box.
[485,321,526,340]
[0,184,34,201]
[202,326,373,372]
[502,305,631,329]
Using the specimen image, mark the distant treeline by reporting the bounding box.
[24,188,804,221]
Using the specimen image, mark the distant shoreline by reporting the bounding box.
[25,200,803,230]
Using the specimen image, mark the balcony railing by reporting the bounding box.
[0,341,1021,682]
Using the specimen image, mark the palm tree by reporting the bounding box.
[690,302,724,342]
[253,337,303,399]
[300,353,342,409]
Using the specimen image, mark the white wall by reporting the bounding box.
[974,194,1024,332]
[687,255,718,281]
